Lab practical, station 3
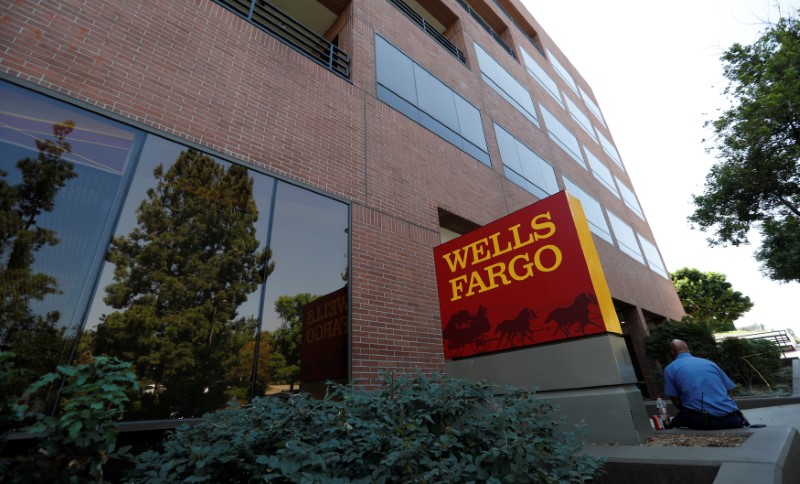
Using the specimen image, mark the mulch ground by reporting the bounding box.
[642,432,751,447]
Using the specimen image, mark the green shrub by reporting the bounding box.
[0,353,138,483]
[128,372,604,483]
[644,321,719,366]
[717,338,783,391]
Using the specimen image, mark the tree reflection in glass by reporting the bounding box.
[92,148,273,418]
[0,121,77,387]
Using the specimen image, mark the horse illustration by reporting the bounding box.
[443,305,491,356]
[545,293,600,337]
[494,308,537,347]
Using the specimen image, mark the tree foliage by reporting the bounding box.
[271,293,317,387]
[716,338,782,390]
[670,268,753,332]
[644,322,719,367]
[693,10,800,282]
[92,149,273,417]
[0,121,76,388]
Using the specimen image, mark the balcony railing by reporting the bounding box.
[456,0,515,59]
[213,0,350,79]
[386,0,467,65]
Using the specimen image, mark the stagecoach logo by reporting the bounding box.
[433,191,621,359]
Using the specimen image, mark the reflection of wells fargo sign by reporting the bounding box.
[300,286,348,382]
[433,191,621,359]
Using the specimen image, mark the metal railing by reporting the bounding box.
[491,0,545,58]
[213,0,350,79]
[738,330,796,357]
[386,0,467,65]
[456,0,515,59]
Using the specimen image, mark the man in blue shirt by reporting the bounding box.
[663,339,747,429]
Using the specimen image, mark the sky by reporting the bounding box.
[518,0,800,336]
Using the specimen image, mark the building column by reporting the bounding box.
[623,307,660,399]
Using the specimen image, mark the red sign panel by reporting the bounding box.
[300,286,348,382]
[433,191,620,359]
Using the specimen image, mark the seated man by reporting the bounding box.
[664,339,747,430]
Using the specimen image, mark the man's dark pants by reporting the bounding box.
[671,409,746,430]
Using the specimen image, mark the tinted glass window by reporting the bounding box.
[585,147,619,197]
[454,96,488,151]
[1,80,351,420]
[639,235,668,278]
[474,43,538,126]
[547,50,578,93]
[0,80,138,385]
[563,177,613,243]
[540,105,585,168]
[565,95,596,141]
[579,86,606,127]
[375,36,417,104]
[415,65,459,132]
[494,123,557,198]
[521,47,563,107]
[608,211,645,263]
[597,131,623,168]
[616,178,645,219]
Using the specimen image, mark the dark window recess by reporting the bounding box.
[455,0,515,59]
[492,0,546,58]
[386,0,467,65]
[213,0,350,79]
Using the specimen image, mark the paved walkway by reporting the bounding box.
[742,403,800,428]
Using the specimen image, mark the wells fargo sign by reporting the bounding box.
[300,286,348,382]
[433,191,621,359]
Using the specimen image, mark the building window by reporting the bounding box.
[539,105,585,168]
[1,79,350,420]
[616,178,646,220]
[520,47,563,108]
[547,50,578,94]
[597,130,624,168]
[375,35,490,165]
[585,148,620,197]
[495,124,559,199]
[639,235,669,279]
[607,211,645,264]
[386,0,466,64]
[563,177,613,243]
[565,94,597,142]
[579,86,607,127]
[474,43,539,127]
[212,0,351,79]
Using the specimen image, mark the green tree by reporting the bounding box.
[0,121,76,387]
[692,11,800,282]
[671,268,753,332]
[644,322,719,367]
[93,149,273,417]
[271,293,317,388]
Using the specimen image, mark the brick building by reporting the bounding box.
[0,0,683,423]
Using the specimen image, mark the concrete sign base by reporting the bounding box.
[446,332,652,444]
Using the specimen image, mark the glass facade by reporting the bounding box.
[540,105,585,168]
[520,47,563,108]
[494,123,559,199]
[474,42,539,127]
[547,50,578,94]
[585,147,619,197]
[607,211,645,264]
[563,177,613,244]
[0,80,349,420]
[616,177,646,220]
[639,235,669,279]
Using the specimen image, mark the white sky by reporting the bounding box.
[519,0,800,335]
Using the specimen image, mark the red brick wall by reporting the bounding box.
[0,0,684,387]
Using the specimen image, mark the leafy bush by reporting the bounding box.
[644,321,719,366]
[717,338,783,391]
[0,353,138,483]
[129,372,604,483]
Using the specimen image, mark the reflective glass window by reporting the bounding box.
[375,36,417,104]
[597,131,623,168]
[565,95,596,141]
[563,177,613,243]
[474,43,539,127]
[375,35,490,165]
[540,105,585,168]
[639,235,668,278]
[0,80,139,386]
[494,123,558,199]
[579,86,606,127]
[520,47,563,107]
[608,211,645,264]
[585,148,619,197]
[547,50,578,94]
[616,178,645,220]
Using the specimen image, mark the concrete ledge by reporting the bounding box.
[582,426,800,484]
